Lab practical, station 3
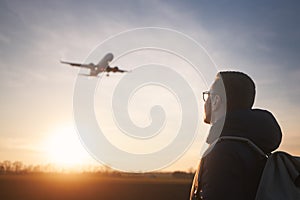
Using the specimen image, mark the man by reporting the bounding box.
[190,71,282,200]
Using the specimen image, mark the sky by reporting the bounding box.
[0,0,300,172]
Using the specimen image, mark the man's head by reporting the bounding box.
[204,71,256,124]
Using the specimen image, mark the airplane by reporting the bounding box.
[60,53,129,77]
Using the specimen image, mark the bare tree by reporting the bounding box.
[12,161,23,173]
[2,160,12,173]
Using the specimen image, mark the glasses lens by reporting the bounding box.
[203,91,209,102]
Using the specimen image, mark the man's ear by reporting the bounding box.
[211,95,221,111]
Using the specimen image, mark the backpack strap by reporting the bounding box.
[218,136,269,158]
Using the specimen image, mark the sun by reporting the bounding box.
[45,125,94,167]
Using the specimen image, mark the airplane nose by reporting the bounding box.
[106,53,114,61]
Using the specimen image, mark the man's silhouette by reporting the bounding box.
[190,71,282,200]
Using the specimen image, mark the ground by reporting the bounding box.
[0,174,193,200]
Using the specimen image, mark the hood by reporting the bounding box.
[206,109,282,153]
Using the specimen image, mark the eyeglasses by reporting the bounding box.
[202,91,211,102]
[202,91,220,102]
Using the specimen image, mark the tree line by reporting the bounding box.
[0,160,106,174]
[0,160,195,178]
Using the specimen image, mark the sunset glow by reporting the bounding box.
[0,0,299,173]
[44,125,93,167]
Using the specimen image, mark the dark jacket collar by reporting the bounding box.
[206,109,282,153]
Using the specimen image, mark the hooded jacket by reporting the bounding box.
[191,109,282,200]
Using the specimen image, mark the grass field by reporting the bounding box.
[0,174,193,200]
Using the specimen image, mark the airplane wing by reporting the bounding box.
[115,68,128,73]
[106,66,129,73]
[60,60,95,69]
